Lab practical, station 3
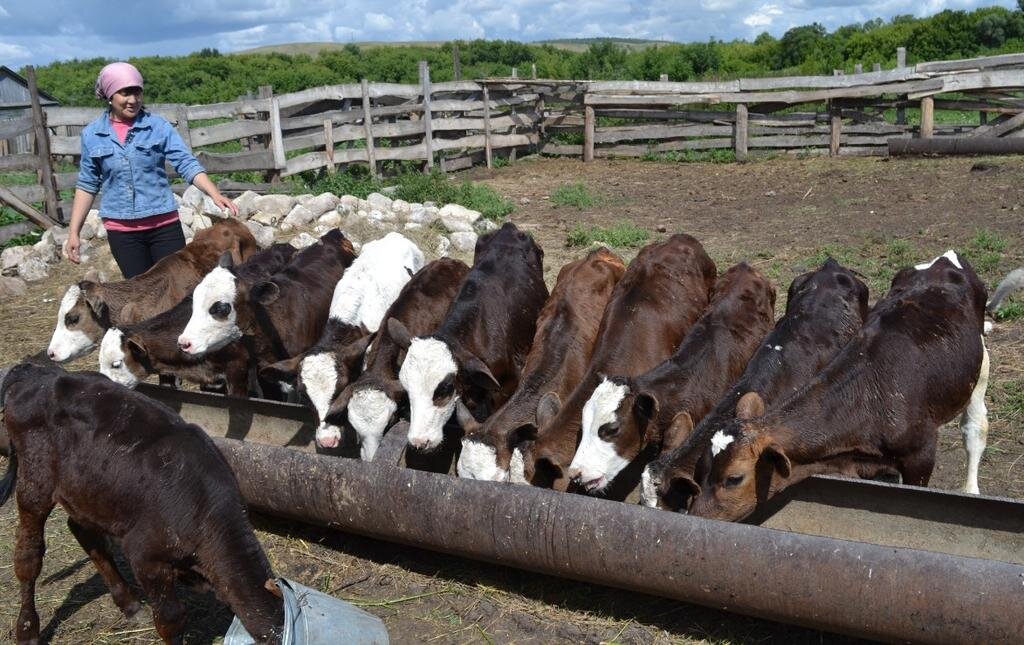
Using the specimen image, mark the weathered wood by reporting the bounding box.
[890,136,1024,155]
[186,98,270,121]
[920,97,934,139]
[854,64,863,75]
[195,149,276,173]
[830,103,842,156]
[916,53,1024,74]
[584,105,595,162]
[432,132,536,152]
[453,45,461,82]
[909,70,1024,99]
[420,61,434,170]
[323,119,335,174]
[269,96,286,170]
[968,111,1024,138]
[873,63,882,73]
[190,120,270,147]
[483,86,493,169]
[361,79,378,178]
[54,172,78,190]
[532,64,537,80]
[0,116,32,140]
[430,94,539,113]
[735,104,748,161]
[0,183,53,230]
[26,67,61,224]
[41,106,106,127]
[594,123,734,143]
[933,99,1024,114]
[539,142,582,156]
[897,47,907,68]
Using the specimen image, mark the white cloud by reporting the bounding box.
[744,3,785,28]
[0,5,9,18]
[365,13,396,32]
[0,41,29,58]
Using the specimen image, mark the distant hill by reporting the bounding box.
[233,37,673,57]
[535,37,676,52]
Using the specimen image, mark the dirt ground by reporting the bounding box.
[1,155,1022,644]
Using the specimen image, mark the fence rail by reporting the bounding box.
[2,51,1024,227]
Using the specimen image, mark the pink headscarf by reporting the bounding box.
[94,62,144,100]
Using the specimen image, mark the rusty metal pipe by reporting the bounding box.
[213,436,1024,645]
[888,136,1024,156]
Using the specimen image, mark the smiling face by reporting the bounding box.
[178,267,242,355]
[109,86,142,121]
[399,337,459,452]
[568,378,632,493]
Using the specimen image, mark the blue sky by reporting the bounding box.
[0,0,1016,67]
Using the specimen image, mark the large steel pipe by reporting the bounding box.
[213,436,1024,645]
[888,136,1024,156]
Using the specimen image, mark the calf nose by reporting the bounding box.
[567,467,582,482]
[178,339,192,353]
[47,349,56,360]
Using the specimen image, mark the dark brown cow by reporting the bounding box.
[644,257,869,510]
[567,262,776,494]
[97,244,297,396]
[47,218,259,362]
[456,247,626,482]
[388,223,549,452]
[517,234,717,491]
[321,258,471,459]
[690,251,988,522]
[0,363,283,644]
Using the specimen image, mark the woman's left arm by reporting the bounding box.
[163,119,238,216]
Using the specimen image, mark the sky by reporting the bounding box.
[0,0,1017,68]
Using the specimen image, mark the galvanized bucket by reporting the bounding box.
[224,577,389,645]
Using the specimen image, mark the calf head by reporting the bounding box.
[48,281,110,361]
[689,393,792,521]
[457,392,556,481]
[179,254,249,356]
[98,327,150,389]
[390,318,500,452]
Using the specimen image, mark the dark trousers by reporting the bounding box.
[106,220,186,279]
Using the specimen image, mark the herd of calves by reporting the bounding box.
[0,216,1011,643]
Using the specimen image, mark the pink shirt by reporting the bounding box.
[102,116,180,233]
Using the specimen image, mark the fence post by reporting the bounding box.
[583,105,595,163]
[269,96,286,177]
[920,97,935,139]
[483,86,493,169]
[897,47,907,68]
[258,85,280,183]
[512,67,518,79]
[659,73,668,82]
[531,63,537,79]
[25,66,62,224]
[361,79,378,178]
[419,61,435,172]
[323,118,336,175]
[453,44,461,81]
[873,63,881,72]
[829,101,842,157]
[734,103,748,161]
[854,63,863,74]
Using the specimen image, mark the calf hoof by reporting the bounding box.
[122,599,144,621]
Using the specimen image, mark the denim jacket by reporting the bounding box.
[76,110,205,220]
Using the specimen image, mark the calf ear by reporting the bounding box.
[455,400,481,433]
[762,442,792,479]
[79,281,110,326]
[535,392,561,427]
[259,356,300,385]
[462,354,500,391]
[736,391,766,420]
[387,318,413,350]
[662,411,694,454]
[510,423,538,448]
[339,334,373,370]
[126,337,148,361]
[249,281,280,305]
[635,392,661,446]
[382,378,405,401]
[218,250,235,269]
[325,385,354,424]
[229,240,245,266]
[662,474,701,511]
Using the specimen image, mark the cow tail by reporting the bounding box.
[0,444,17,508]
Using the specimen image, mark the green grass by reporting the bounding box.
[992,379,1024,422]
[0,208,26,226]
[993,299,1024,322]
[566,220,650,249]
[1,229,43,251]
[641,149,736,163]
[551,182,599,210]
[965,228,1007,274]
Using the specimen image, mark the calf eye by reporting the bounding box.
[598,422,620,440]
[724,474,745,488]
[209,301,232,319]
[65,313,80,326]
[111,360,123,369]
[433,374,455,402]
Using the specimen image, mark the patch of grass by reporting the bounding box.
[993,299,1024,322]
[0,171,37,185]
[965,228,1007,275]
[992,379,1024,422]
[566,220,650,249]
[551,182,599,210]
[1,229,43,250]
[641,149,736,163]
[0,207,26,226]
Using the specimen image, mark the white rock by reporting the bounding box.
[318,211,341,227]
[439,214,474,233]
[94,223,107,240]
[283,204,316,228]
[439,203,481,225]
[381,185,399,196]
[201,195,228,219]
[435,235,452,257]
[313,224,329,235]
[366,192,393,211]
[180,221,194,239]
[234,190,259,221]
[290,232,318,249]
[300,193,340,218]
[173,192,183,206]
[178,204,195,226]
[244,221,275,248]
[0,275,27,298]
[1,245,32,274]
[407,208,438,225]
[192,213,213,231]
[449,231,478,252]
[182,185,205,209]
[280,222,294,233]
[294,193,314,203]
[79,222,97,241]
[367,209,397,223]
[404,222,423,231]
[32,237,58,263]
[423,201,437,209]
[45,227,70,247]
[252,194,295,225]
[476,219,500,233]
[338,195,360,213]
[18,255,49,282]
[391,199,411,216]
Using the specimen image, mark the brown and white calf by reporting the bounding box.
[178,229,355,368]
[690,250,989,522]
[388,223,549,452]
[321,258,471,460]
[643,257,869,510]
[0,362,283,644]
[47,218,259,362]
[518,234,717,490]
[457,247,626,481]
[97,244,297,396]
[568,262,776,494]
[262,232,426,449]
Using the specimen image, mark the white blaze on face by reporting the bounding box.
[48,285,97,361]
[509,447,527,484]
[178,267,240,355]
[457,439,507,482]
[347,387,398,461]
[640,466,659,508]
[399,337,458,451]
[98,328,139,388]
[301,352,337,424]
[711,430,735,457]
[915,249,962,270]
[569,378,631,491]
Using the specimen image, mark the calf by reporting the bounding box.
[0,362,283,643]
[178,229,355,367]
[568,262,776,494]
[260,232,425,447]
[322,258,471,459]
[644,258,869,510]
[690,251,988,522]
[457,247,626,481]
[98,244,297,396]
[388,223,548,451]
[518,234,717,490]
[47,218,259,362]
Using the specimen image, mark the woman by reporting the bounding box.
[63,61,239,278]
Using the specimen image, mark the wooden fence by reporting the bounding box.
[2,52,1024,227]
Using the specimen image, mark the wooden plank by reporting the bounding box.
[584,105,595,162]
[275,82,422,109]
[589,80,742,94]
[483,86,492,168]
[431,81,480,93]
[420,61,434,170]
[430,94,538,112]
[269,96,286,170]
[539,142,581,155]
[0,153,40,171]
[185,98,270,120]
[920,97,934,139]
[26,67,61,224]
[49,135,80,155]
[933,99,1024,114]
[175,105,193,150]
[0,116,32,140]
[55,172,79,190]
[0,183,52,229]
[897,47,907,68]
[7,183,45,202]
[735,104,748,161]
[323,119,335,174]
[43,106,105,127]
[908,70,1024,99]
[194,149,275,173]
[190,120,270,147]
[830,103,842,156]
[361,79,378,178]
[432,132,536,152]
[593,124,734,143]
[916,53,1024,74]
[968,111,1024,138]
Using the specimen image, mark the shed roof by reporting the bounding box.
[0,66,60,108]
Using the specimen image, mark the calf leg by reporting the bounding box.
[66,519,142,619]
[960,340,990,495]
[13,506,52,645]
[129,559,186,645]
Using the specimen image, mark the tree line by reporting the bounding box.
[28,5,1024,107]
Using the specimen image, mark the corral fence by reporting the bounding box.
[2,50,1024,228]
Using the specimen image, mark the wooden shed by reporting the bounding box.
[0,65,59,155]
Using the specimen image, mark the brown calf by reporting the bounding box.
[567,262,776,494]
[457,247,626,482]
[0,362,283,644]
[518,234,716,490]
[690,251,988,522]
